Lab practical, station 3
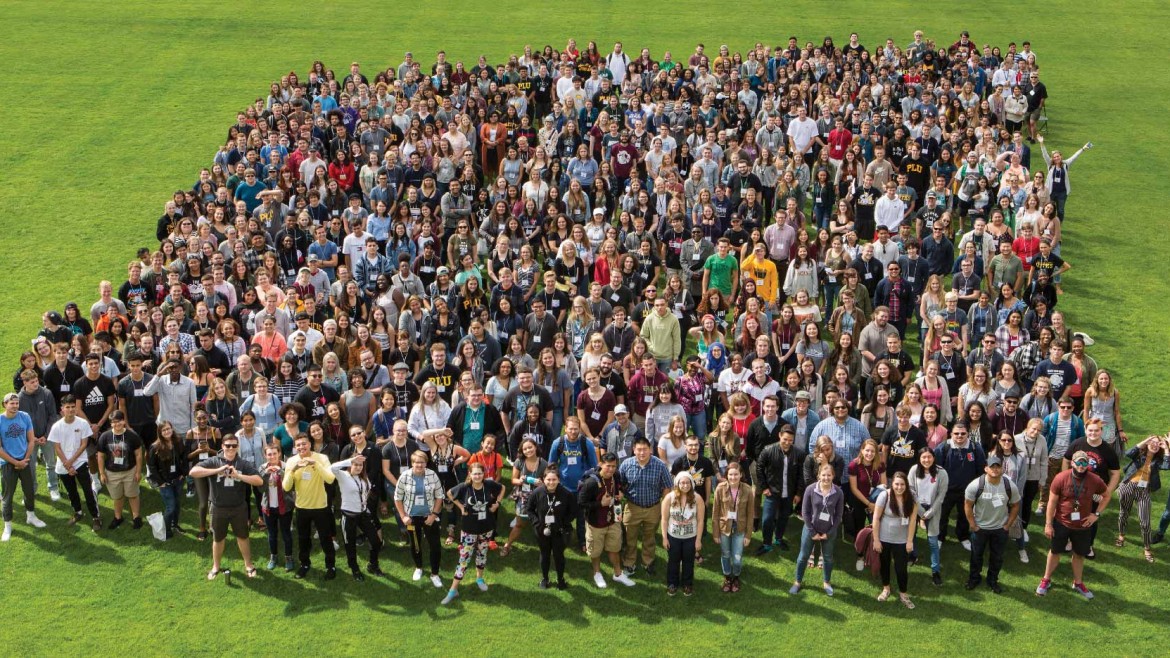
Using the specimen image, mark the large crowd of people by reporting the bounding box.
[5,29,1161,609]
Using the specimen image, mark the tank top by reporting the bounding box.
[666,497,699,538]
[1088,395,1115,424]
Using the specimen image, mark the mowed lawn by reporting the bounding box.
[2,1,1170,655]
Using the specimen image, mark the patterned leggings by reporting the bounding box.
[1117,480,1153,547]
[454,531,492,580]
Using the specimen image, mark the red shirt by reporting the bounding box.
[1013,236,1040,270]
[1050,469,1107,530]
[827,128,854,160]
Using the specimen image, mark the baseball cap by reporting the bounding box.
[308,254,320,262]
[593,208,606,216]
[295,312,310,321]
[64,302,79,311]
[1071,450,1090,464]
[46,311,63,324]
[437,266,450,275]
[614,404,629,415]
[986,455,1003,467]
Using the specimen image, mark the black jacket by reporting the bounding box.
[757,443,807,498]
[525,484,577,534]
[745,417,784,463]
[448,401,505,451]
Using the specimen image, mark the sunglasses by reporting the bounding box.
[1073,460,1089,467]
[223,443,239,448]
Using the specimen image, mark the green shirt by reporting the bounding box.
[703,253,738,296]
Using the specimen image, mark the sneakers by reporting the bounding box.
[777,539,790,550]
[965,579,980,590]
[475,578,488,592]
[441,589,459,605]
[67,513,80,527]
[823,584,835,597]
[352,570,365,582]
[612,573,636,587]
[788,583,801,595]
[1023,529,1030,543]
[109,517,124,530]
[682,585,693,596]
[989,582,1003,594]
[132,517,143,530]
[622,565,637,576]
[643,562,656,576]
[855,558,865,571]
[91,518,102,533]
[26,512,46,529]
[367,564,385,577]
[667,585,677,596]
[539,578,551,590]
[266,556,277,570]
[1035,577,1051,596]
[557,579,568,591]
[294,566,309,579]
[412,568,423,581]
[593,572,608,589]
[430,574,443,588]
[932,571,943,587]
[324,568,337,580]
[1,522,11,542]
[49,489,61,502]
[1073,582,1094,600]
[754,544,773,556]
[285,557,295,572]
[961,539,972,551]
[1019,549,1030,564]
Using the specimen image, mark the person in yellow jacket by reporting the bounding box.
[282,436,337,580]
[740,242,780,311]
[638,297,681,373]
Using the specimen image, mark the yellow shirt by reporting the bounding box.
[740,254,779,304]
[282,453,335,509]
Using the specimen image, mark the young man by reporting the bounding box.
[96,410,145,530]
[701,237,738,300]
[755,423,805,554]
[17,369,60,500]
[1,392,48,541]
[618,437,674,576]
[283,436,338,579]
[48,395,101,531]
[964,455,1021,593]
[577,453,637,588]
[190,437,263,577]
[1037,450,1110,600]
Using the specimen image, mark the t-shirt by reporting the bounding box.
[197,455,259,508]
[670,455,717,498]
[1031,359,1077,399]
[1066,439,1120,483]
[874,489,912,544]
[449,480,504,534]
[96,429,144,473]
[576,388,616,438]
[964,476,1021,530]
[703,253,738,296]
[73,375,117,426]
[116,375,157,426]
[1050,469,1107,530]
[0,411,34,461]
[48,417,93,474]
[881,424,927,478]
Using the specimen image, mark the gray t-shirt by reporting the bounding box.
[964,476,1021,530]
[198,455,259,509]
[875,489,913,544]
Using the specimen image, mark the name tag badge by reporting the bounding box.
[469,422,480,430]
[591,411,601,420]
[726,511,737,520]
[1138,480,1149,489]
[551,300,560,308]
[907,276,915,283]
[302,470,313,481]
[436,385,446,392]
[618,450,628,459]
[169,464,176,473]
[567,457,578,466]
[438,464,449,473]
[612,346,621,355]
[1028,457,1036,465]
[945,371,955,380]
[60,384,70,392]
[199,452,209,460]
[691,253,700,261]
[815,197,822,204]
[477,511,487,521]
[865,272,873,280]
[134,388,146,397]
[875,420,885,429]
[224,477,235,487]
[1070,511,1081,521]
[415,496,426,507]
[718,459,728,469]
[643,395,653,404]
[819,511,831,522]
[544,514,556,524]
[533,335,542,344]
[991,497,1003,508]
[113,456,125,466]
[901,517,909,526]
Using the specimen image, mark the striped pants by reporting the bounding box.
[1117,480,1152,547]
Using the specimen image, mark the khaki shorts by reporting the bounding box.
[586,522,622,558]
[106,469,140,499]
[211,505,250,542]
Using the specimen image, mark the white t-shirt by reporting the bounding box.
[786,117,820,153]
[342,232,369,265]
[48,417,93,474]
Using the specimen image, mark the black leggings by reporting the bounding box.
[1021,480,1041,527]
[59,465,99,519]
[407,515,442,575]
[537,530,567,580]
[296,507,336,569]
[342,510,382,571]
[879,541,909,593]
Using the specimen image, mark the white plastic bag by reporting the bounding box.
[147,512,167,541]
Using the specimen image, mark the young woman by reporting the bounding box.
[908,448,949,586]
[258,444,295,571]
[393,450,445,587]
[661,471,705,596]
[426,428,470,546]
[269,358,304,405]
[502,438,548,557]
[441,462,506,605]
[860,387,896,442]
[712,462,754,593]
[331,451,384,581]
[535,348,572,437]
[147,421,185,537]
[272,402,308,458]
[1116,436,1170,563]
[921,403,949,449]
[847,438,886,563]
[795,320,829,373]
[791,463,844,596]
[645,383,685,452]
[484,357,517,410]
[896,384,926,428]
[184,407,221,541]
[407,381,452,445]
[1083,370,1125,448]
[524,465,577,589]
[873,472,918,608]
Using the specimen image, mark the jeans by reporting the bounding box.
[1050,191,1068,221]
[550,408,564,439]
[794,524,838,584]
[823,281,840,320]
[719,530,746,576]
[30,441,58,492]
[1,462,37,522]
[814,204,831,231]
[927,534,941,573]
[655,358,673,375]
[760,494,793,546]
[158,481,181,529]
[264,507,294,558]
[667,534,696,587]
[59,464,99,518]
[687,409,707,443]
[968,527,1008,585]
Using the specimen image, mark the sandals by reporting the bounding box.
[877,589,891,602]
[1145,548,1155,563]
[444,536,456,546]
[499,544,512,557]
[1115,536,1126,548]
[207,569,221,581]
[900,594,915,609]
[246,566,258,579]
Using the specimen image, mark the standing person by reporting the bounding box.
[394,450,445,587]
[1036,450,1111,600]
[756,425,805,554]
[908,448,949,585]
[258,445,295,572]
[791,463,845,596]
[330,453,384,581]
[873,472,918,609]
[712,462,755,593]
[442,462,506,605]
[547,417,597,549]
[116,355,158,452]
[503,438,547,556]
[17,370,59,501]
[282,436,338,580]
[48,395,101,531]
[1063,419,1121,558]
[963,455,1022,593]
[96,411,145,530]
[577,453,637,588]
[1,392,46,541]
[934,422,986,549]
[525,466,578,589]
[190,436,263,580]
[1118,436,1169,562]
[661,471,704,596]
[619,436,674,577]
[147,421,186,537]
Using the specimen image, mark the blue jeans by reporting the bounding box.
[761,493,793,546]
[158,482,181,529]
[823,281,840,319]
[551,408,564,439]
[814,204,831,230]
[687,409,707,443]
[794,524,837,584]
[720,530,745,576]
[927,534,941,573]
[1158,490,1170,535]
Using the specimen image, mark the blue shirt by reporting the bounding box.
[810,416,869,483]
[0,411,34,461]
[618,456,673,507]
[548,436,596,492]
[408,476,429,517]
[307,240,339,280]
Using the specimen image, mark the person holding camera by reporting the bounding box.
[190,435,263,580]
[282,435,338,580]
[525,465,577,590]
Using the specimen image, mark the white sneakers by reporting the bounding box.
[613,573,635,587]
[430,574,443,588]
[1019,549,1029,563]
[49,489,61,502]
[594,572,608,588]
[855,558,865,571]
[412,568,423,581]
[1,523,11,542]
[26,512,46,529]
[961,540,972,551]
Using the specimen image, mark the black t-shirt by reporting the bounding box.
[1066,439,1119,483]
[876,350,916,379]
[449,480,504,534]
[386,380,420,412]
[881,424,927,478]
[97,429,143,472]
[116,374,156,426]
[723,227,750,251]
[414,363,461,402]
[501,384,554,426]
[381,438,424,482]
[73,375,118,426]
[670,455,717,498]
[293,384,341,423]
[197,455,259,508]
[598,371,627,402]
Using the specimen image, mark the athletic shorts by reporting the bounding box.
[211,504,250,542]
[1050,519,1091,556]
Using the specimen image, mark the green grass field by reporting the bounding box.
[2,1,1169,655]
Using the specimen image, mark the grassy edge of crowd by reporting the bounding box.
[2,1,1169,655]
